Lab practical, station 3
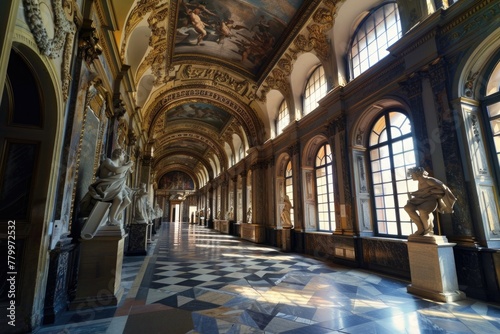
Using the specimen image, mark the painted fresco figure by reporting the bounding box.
[404,167,457,236]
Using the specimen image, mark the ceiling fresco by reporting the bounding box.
[111,0,327,189]
[174,0,306,75]
[165,102,232,132]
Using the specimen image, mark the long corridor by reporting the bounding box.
[38,222,500,333]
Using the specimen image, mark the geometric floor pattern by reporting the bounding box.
[37,222,500,333]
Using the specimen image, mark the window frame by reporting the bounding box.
[276,99,289,135]
[314,143,336,232]
[284,160,294,226]
[348,1,402,80]
[303,65,327,116]
[367,110,418,237]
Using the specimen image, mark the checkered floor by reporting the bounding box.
[38,222,500,333]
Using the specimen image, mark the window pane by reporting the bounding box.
[315,144,335,231]
[369,111,416,237]
[350,3,402,79]
[304,66,326,115]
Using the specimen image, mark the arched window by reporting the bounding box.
[285,161,294,226]
[276,99,289,135]
[483,58,500,188]
[304,65,327,115]
[315,143,335,231]
[349,2,402,80]
[368,111,417,237]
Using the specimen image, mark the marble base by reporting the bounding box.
[214,220,229,234]
[281,227,292,252]
[147,223,153,244]
[71,233,125,309]
[407,235,465,302]
[241,223,265,243]
[126,223,148,255]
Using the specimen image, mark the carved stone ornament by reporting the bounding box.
[23,0,77,100]
[78,26,103,65]
[113,98,127,119]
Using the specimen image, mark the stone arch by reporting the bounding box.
[2,34,63,330]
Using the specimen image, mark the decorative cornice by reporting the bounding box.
[439,0,498,50]
[181,64,257,100]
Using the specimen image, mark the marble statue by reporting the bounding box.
[404,167,457,236]
[281,195,293,228]
[226,206,234,220]
[154,204,163,220]
[246,206,252,224]
[133,183,149,223]
[84,148,134,226]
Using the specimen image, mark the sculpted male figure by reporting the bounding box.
[404,167,456,236]
[87,148,134,226]
[133,183,149,223]
[281,195,293,228]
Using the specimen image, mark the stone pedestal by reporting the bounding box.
[281,227,292,252]
[407,235,465,302]
[147,222,153,244]
[214,220,229,234]
[43,235,76,324]
[71,226,125,309]
[126,222,148,255]
[241,223,265,243]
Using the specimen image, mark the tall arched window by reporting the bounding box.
[276,99,289,135]
[349,2,402,80]
[369,111,417,237]
[304,65,327,115]
[483,58,500,189]
[285,161,294,226]
[315,143,335,231]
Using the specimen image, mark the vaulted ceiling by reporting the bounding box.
[110,0,324,189]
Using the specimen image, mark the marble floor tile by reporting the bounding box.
[37,222,500,334]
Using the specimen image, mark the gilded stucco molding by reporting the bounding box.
[439,0,498,49]
[134,2,169,84]
[180,64,257,100]
[119,0,159,61]
[145,86,262,146]
[23,0,77,100]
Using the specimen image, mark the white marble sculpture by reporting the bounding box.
[281,195,293,228]
[133,183,149,223]
[226,206,234,220]
[86,148,134,226]
[404,167,457,236]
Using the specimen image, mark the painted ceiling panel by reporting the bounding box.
[174,0,305,75]
[165,102,232,132]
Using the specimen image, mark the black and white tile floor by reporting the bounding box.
[38,222,500,333]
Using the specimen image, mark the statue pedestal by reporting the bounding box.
[126,222,148,255]
[214,220,229,233]
[407,235,465,302]
[147,222,153,244]
[71,226,125,309]
[241,223,265,243]
[281,227,292,252]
